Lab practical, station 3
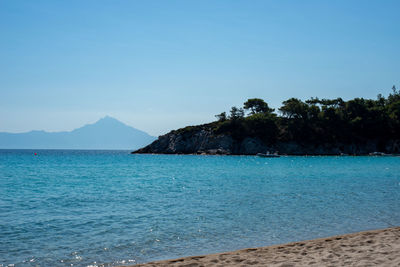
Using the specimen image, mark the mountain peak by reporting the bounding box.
[97,115,119,122]
[102,115,114,120]
[0,116,156,149]
[92,116,126,127]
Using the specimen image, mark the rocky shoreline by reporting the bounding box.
[132,127,400,156]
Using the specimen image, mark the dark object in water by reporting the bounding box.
[369,152,390,156]
[256,152,280,158]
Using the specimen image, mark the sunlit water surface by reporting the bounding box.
[1,150,400,266]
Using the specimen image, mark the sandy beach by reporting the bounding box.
[128,227,400,267]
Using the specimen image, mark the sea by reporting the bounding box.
[1,150,400,266]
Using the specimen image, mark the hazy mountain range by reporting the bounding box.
[0,116,156,149]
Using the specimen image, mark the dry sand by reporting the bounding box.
[127,227,400,267]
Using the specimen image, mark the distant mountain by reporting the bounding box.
[0,116,156,149]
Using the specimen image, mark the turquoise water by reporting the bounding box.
[1,150,400,266]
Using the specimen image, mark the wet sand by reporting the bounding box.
[127,227,400,266]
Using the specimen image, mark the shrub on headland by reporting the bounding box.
[208,86,400,148]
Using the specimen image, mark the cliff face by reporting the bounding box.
[133,128,238,154]
[132,126,400,155]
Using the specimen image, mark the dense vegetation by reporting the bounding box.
[191,86,400,150]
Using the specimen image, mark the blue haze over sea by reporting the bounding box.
[1,150,400,266]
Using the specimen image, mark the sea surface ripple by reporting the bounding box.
[1,150,400,266]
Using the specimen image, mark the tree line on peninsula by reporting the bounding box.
[177,86,400,150]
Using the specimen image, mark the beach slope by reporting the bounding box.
[128,227,400,266]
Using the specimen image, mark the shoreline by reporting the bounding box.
[125,227,400,266]
[132,152,400,157]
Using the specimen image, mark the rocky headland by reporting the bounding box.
[133,93,400,155]
[132,123,400,155]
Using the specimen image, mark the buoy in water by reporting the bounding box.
[34,153,37,156]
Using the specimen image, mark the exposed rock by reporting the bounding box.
[132,126,400,156]
[239,138,269,154]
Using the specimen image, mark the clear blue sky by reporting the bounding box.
[0,0,399,136]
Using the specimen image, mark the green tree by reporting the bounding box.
[229,106,245,120]
[244,113,278,142]
[279,98,308,119]
[215,112,227,122]
[243,98,274,115]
